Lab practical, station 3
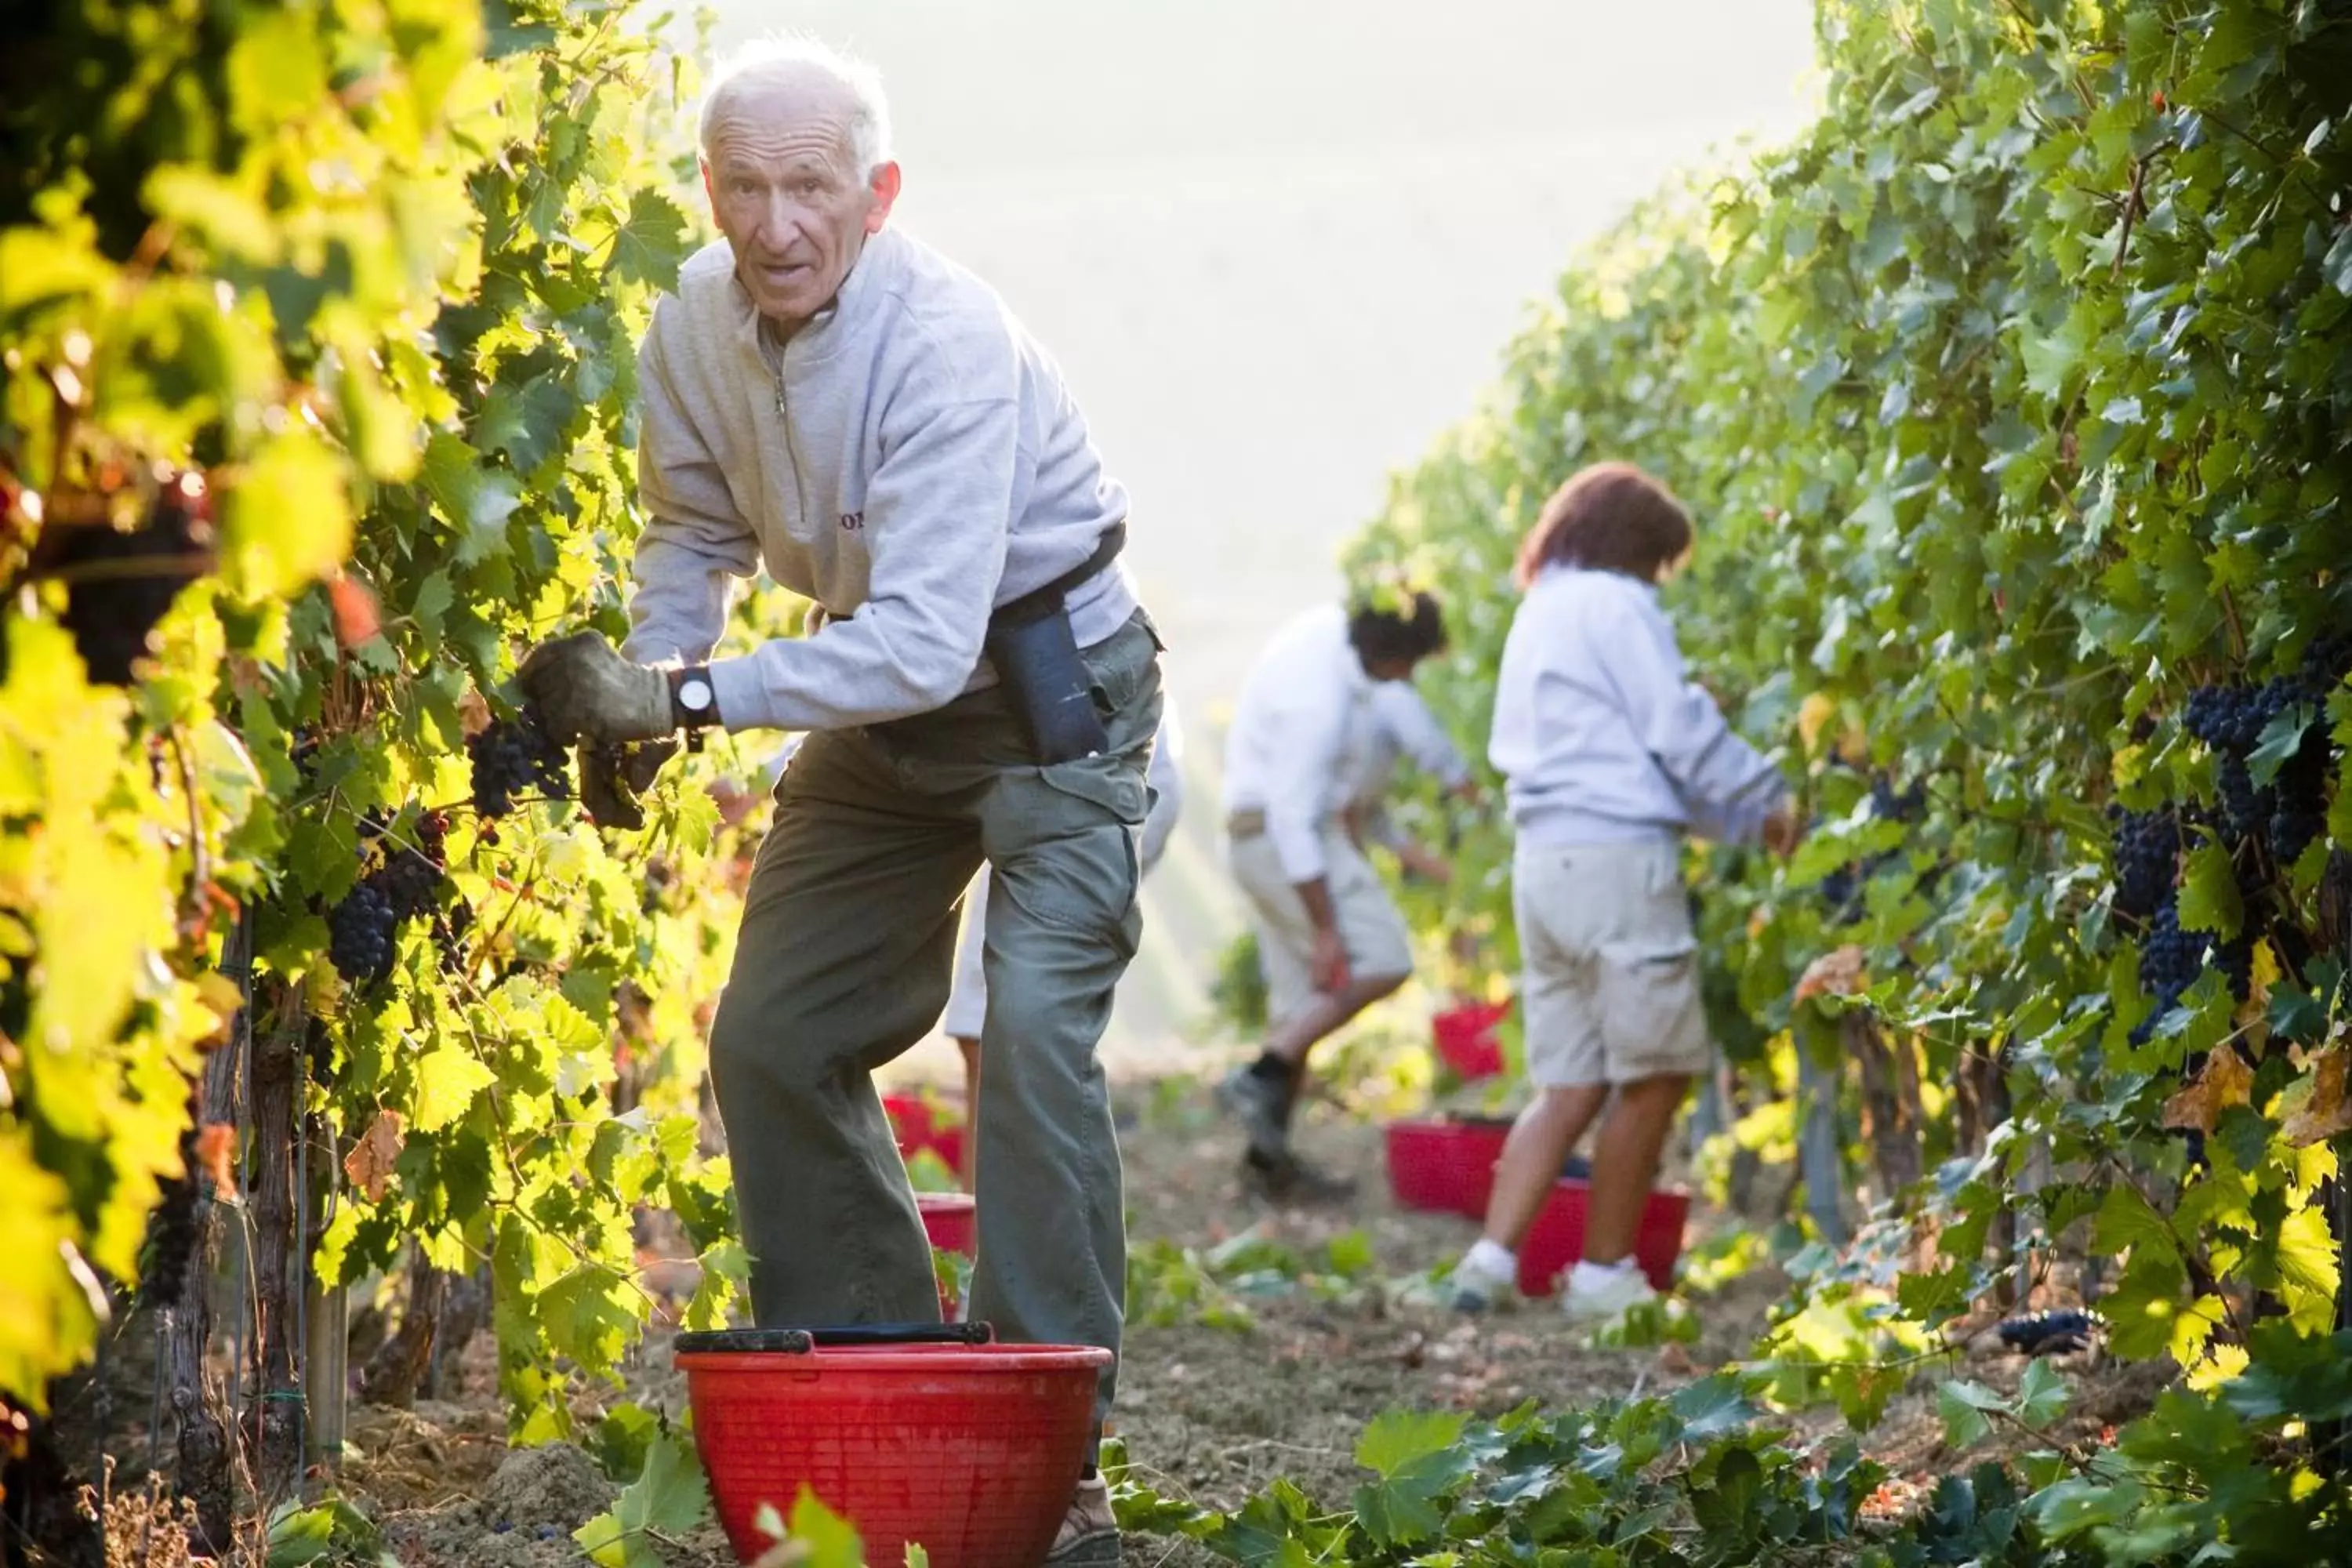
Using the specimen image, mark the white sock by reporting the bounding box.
[1464,1239,1516,1278]
[1570,1258,1638,1292]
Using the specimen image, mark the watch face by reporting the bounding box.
[680,677,714,712]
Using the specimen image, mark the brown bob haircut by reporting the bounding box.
[1513,461,1693,590]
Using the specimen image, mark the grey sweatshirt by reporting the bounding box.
[622,228,1138,731]
[1488,565,1786,846]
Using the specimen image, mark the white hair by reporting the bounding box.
[698,34,894,179]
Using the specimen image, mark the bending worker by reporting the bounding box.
[517,38,1152,1565]
[1216,592,1471,1198]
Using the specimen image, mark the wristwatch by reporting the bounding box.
[669,666,718,750]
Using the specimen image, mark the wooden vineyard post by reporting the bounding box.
[304,1107,348,1473]
[245,989,307,1501]
[1796,1049,1849,1247]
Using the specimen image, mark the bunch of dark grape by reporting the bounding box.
[1818,770,1926,922]
[32,469,218,686]
[2130,894,2208,1046]
[2183,681,2280,753]
[431,897,474,978]
[142,1126,203,1308]
[469,713,572,818]
[2107,806,2179,920]
[327,878,399,987]
[1996,1308,2097,1357]
[2270,728,2332,867]
[377,811,448,920]
[2214,753,2265,839]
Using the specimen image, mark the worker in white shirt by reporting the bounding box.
[1216,592,1472,1198]
[1446,462,1800,1324]
[942,705,1187,1188]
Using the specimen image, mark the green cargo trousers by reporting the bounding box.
[707,610,1163,1435]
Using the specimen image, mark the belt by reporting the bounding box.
[989,523,1126,632]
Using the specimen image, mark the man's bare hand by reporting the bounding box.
[1396,840,1453,885]
[1761,801,1805,858]
[1310,927,1352,994]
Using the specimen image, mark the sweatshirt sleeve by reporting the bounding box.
[706,350,1018,732]
[624,300,761,667]
[1596,594,1787,844]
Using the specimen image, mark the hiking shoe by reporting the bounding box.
[1216,1065,1293,1162]
[1242,1146,1357,1204]
[1561,1266,1660,1325]
[1447,1249,1520,1314]
[1046,1475,1119,1566]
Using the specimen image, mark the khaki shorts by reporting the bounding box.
[1227,824,1414,1027]
[1514,837,1712,1087]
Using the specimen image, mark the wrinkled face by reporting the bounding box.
[702,74,900,328]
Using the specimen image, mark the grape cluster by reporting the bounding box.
[469,714,572,818]
[328,879,399,987]
[2270,730,2330,867]
[38,470,217,685]
[1819,770,1926,922]
[2130,895,2210,1046]
[2107,806,2179,920]
[2183,681,2288,753]
[1995,1308,2096,1357]
[377,811,448,920]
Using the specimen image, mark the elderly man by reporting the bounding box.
[518,38,1154,1563]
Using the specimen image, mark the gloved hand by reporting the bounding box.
[517,631,673,746]
[579,739,678,830]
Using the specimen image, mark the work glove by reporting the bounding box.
[517,631,673,747]
[579,739,679,831]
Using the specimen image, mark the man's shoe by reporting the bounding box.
[1216,1065,1293,1162]
[1046,1475,1120,1566]
[1446,1249,1520,1314]
[1560,1265,1660,1325]
[1242,1147,1356,1204]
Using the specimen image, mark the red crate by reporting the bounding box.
[884,1092,966,1174]
[1515,1178,1690,1296]
[1383,1117,1511,1217]
[1432,1000,1510,1080]
[681,1340,1109,1568]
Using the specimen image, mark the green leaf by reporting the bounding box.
[1688,1443,1764,1543]
[1669,1373,1758,1439]
[2176,840,2242,941]
[410,1046,497,1132]
[607,189,691,290]
[420,433,525,564]
[2246,704,2314,789]
[222,433,353,597]
[574,1429,712,1568]
[1937,1380,2004,1450]
[1355,1408,1464,1477]
[2016,1357,2071,1428]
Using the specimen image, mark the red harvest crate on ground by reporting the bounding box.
[1383,1117,1512,1218]
[1515,1178,1690,1296]
[681,1339,1109,1568]
[1432,999,1511,1080]
[884,1092,965,1174]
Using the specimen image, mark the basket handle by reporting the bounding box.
[799,1322,995,1348]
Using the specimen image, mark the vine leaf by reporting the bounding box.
[342,1109,405,1202]
[575,1428,712,1568]
[2176,842,2242,940]
[2161,1047,2252,1134]
[2281,1050,2352,1148]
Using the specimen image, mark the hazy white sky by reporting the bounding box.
[699,0,1824,1055]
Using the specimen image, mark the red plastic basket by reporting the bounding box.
[884,1092,966,1174]
[1515,1178,1690,1296]
[1432,1000,1510,1080]
[1383,1118,1512,1217]
[917,1192,977,1319]
[679,1337,1109,1568]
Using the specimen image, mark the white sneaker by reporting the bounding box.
[1560,1264,1659,1324]
[1447,1247,1520,1313]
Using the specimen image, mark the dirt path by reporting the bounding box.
[342,1076,2156,1565]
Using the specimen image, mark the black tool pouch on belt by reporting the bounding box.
[985,524,1124,765]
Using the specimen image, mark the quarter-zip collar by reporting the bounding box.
[729,228,906,374]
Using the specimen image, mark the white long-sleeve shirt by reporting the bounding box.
[1345,683,1469,851]
[1488,566,1785,846]
[623,230,1137,732]
[1220,605,1379,883]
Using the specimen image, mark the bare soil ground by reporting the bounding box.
[316,1076,2163,1566]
